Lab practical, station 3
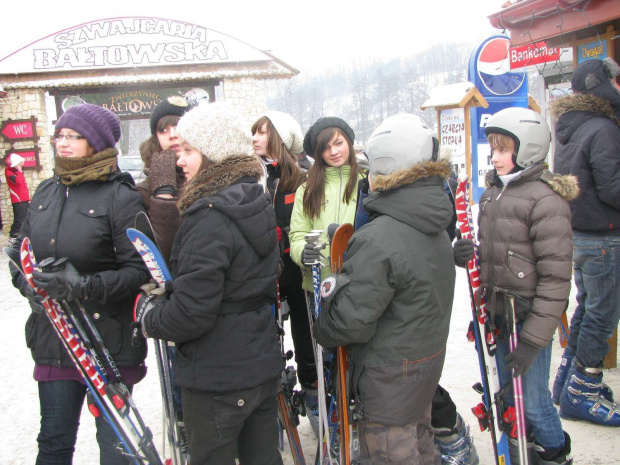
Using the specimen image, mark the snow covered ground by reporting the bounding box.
[1,233,618,464]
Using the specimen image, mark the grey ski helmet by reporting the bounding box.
[365,113,438,177]
[484,107,551,168]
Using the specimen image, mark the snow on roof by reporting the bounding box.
[1,61,295,90]
[0,84,6,97]
[420,81,488,110]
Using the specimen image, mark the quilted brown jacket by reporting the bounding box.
[478,164,579,349]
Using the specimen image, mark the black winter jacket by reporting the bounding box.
[143,156,283,393]
[551,93,620,234]
[12,171,150,368]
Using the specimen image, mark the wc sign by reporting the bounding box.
[468,36,528,202]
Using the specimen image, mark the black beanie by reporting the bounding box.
[303,117,355,158]
[571,58,620,114]
[149,96,190,135]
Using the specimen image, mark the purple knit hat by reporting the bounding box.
[55,104,122,153]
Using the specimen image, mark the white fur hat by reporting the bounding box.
[176,102,252,162]
[9,153,25,168]
[263,111,303,154]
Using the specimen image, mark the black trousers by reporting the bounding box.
[10,201,29,238]
[182,378,283,465]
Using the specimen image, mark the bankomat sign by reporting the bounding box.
[468,36,528,202]
[0,17,271,74]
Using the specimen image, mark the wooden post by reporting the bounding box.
[464,108,472,203]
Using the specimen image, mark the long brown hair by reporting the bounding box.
[303,127,361,220]
[251,116,305,193]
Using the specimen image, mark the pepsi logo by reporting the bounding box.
[477,37,526,96]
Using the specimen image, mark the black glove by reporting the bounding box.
[327,223,340,245]
[131,292,157,344]
[505,340,540,378]
[453,239,474,268]
[302,242,321,266]
[32,262,82,301]
[23,282,45,314]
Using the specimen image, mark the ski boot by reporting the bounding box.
[304,387,320,437]
[434,413,479,465]
[534,431,573,464]
[507,428,537,465]
[552,347,574,405]
[559,360,620,426]
[554,353,613,405]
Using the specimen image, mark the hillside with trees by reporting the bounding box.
[263,42,474,144]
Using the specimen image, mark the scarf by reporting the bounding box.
[54,148,119,186]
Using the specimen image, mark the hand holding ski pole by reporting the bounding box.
[303,230,327,266]
[505,340,540,378]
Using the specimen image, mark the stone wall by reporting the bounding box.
[222,76,269,124]
[1,88,53,236]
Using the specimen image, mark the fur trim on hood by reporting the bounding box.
[486,165,580,202]
[550,93,620,127]
[371,158,452,192]
[540,170,580,202]
[178,155,263,213]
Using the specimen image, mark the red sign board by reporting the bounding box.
[3,147,40,170]
[509,41,562,70]
[0,116,38,142]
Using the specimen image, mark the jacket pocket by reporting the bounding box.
[213,385,262,440]
[507,250,536,280]
[95,317,122,355]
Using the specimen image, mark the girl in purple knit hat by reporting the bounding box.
[9,103,150,464]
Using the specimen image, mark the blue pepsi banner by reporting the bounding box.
[468,36,528,202]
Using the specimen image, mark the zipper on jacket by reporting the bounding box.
[507,250,535,265]
[495,186,506,201]
[337,168,343,223]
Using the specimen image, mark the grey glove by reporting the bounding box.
[148,150,178,196]
[505,340,540,378]
[302,242,321,266]
[453,238,474,268]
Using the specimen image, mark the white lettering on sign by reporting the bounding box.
[0,17,268,74]
[479,114,492,128]
[13,125,29,135]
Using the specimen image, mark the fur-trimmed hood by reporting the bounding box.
[551,93,620,146]
[364,158,454,235]
[371,158,452,192]
[178,155,276,257]
[485,164,579,202]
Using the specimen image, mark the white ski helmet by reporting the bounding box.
[484,107,551,168]
[365,113,438,177]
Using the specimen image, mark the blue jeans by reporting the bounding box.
[495,324,565,449]
[568,233,620,367]
[37,380,133,465]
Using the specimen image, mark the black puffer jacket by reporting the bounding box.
[551,93,620,234]
[12,171,150,368]
[143,156,283,393]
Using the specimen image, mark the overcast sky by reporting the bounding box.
[0,0,504,76]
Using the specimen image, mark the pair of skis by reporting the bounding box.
[126,212,190,465]
[306,224,357,465]
[4,240,162,464]
[453,178,528,465]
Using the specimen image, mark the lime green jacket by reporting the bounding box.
[289,166,364,291]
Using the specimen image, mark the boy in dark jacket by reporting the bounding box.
[550,57,620,427]
[314,113,455,464]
